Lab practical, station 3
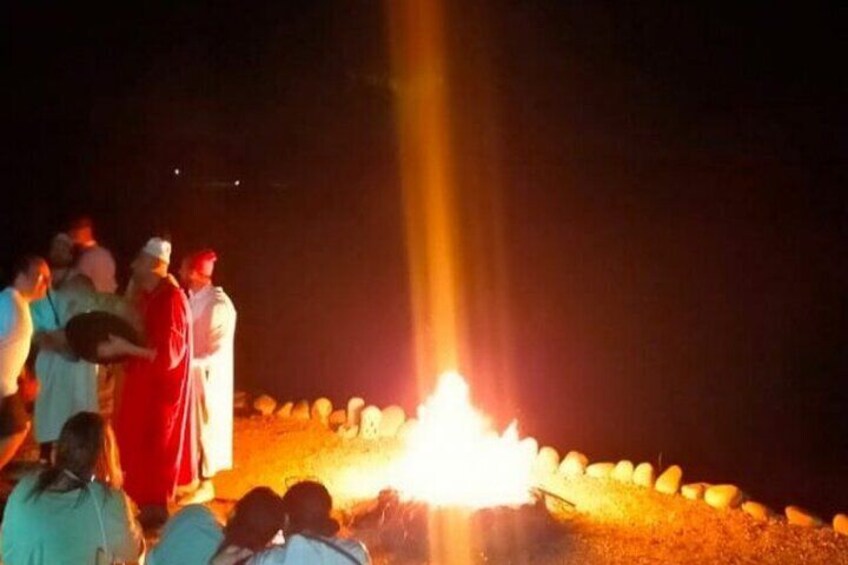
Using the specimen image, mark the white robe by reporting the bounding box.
[30,288,99,443]
[189,284,237,477]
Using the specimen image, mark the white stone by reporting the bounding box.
[291,400,310,420]
[534,447,560,476]
[704,484,743,509]
[633,463,656,488]
[833,513,848,536]
[559,451,588,478]
[785,506,822,528]
[655,465,683,495]
[359,405,382,440]
[585,462,615,479]
[275,401,294,418]
[311,397,333,426]
[329,409,347,427]
[377,405,406,437]
[347,397,366,426]
[612,460,634,483]
[252,394,277,416]
[681,483,709,501]
[742,501,771,522]
[337,424,359,439]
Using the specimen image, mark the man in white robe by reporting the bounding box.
[30,274,100,462]
[178,249,237,504]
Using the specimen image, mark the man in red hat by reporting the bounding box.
[178,248,237,504]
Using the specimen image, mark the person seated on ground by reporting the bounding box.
[148,486,285,565]
[247,481,371,565]
[1,411,144,565]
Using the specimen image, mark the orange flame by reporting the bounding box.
[392,371,535,508]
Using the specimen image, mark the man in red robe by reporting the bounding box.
[106,237,198,528]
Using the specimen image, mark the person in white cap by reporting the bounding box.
[177,249,237,505]
[103,236,199,529]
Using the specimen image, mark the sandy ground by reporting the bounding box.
[211,415,848,564]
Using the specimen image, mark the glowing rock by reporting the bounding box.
[359,405,382,440]
[833,514,848,536]
[704,484,743,509]
[291,400,310,420]
[378,405,406,437]
[786,506,823,527]
[742,501,771,522]
[329,409,347,427]
[311,397,333,426]
[633,462,656,488]
[397,417,418,440]
[559,451,588,478]
[252,394,277,416]
[681,483,709,501]
[233,390,248,410]
[337,424,358,439]
[655,465,683,495]
[612,460,634,483]
[534,446,560,477]
[586,462,615,479]
[347,397,365,426]
[275,401,293,418]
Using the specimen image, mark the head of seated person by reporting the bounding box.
[216,487,287,554]
[281,480,340,538]
[31,410,122,496]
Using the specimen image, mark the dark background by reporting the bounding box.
[3,2,846,516]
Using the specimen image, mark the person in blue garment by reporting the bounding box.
[30,273,100,463]
[1,411,144,565]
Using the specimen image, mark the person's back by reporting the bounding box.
[248,533,370,565]
[147,504,223,565]
[1,473,143,565]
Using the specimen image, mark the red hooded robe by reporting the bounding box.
[116,275,198,506]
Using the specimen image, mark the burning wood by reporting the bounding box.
[346,488,571,562]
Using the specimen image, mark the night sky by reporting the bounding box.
[3,2,846,516]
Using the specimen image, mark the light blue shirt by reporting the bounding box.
[249,534,371,565]
[147,505,223,565]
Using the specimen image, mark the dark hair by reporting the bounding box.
[28,412,120,501]
[281,481,340,537]
[216,487,286,556]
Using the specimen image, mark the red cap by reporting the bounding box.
[187,249,218,277]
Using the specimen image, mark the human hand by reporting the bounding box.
[96,334,132,359]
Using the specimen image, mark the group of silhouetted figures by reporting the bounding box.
[0,217,371,564]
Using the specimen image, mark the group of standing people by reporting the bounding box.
[0,217,372,564]
[0,216,238,528]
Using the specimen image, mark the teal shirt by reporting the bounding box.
[147,505,224,565]
[1,474,143,565]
